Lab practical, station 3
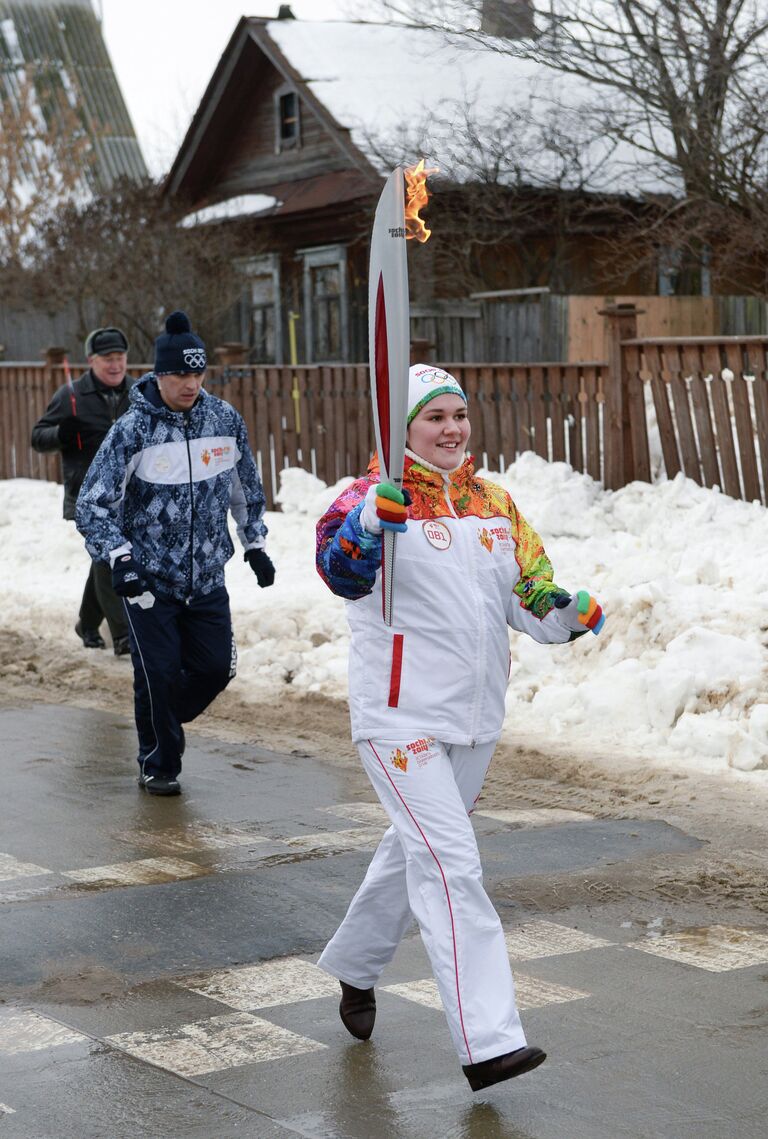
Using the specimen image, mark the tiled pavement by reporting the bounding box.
[2,705,768,1137]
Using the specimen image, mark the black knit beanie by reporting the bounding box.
[154,311,207,375]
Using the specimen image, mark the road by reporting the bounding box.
[1,698,767,1138]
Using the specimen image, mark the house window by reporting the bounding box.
[658,244,711,296]
[275,86,300,151]
[300,245,349,363]
[238,255,282,364]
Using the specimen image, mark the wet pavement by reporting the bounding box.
[1,703,767,1138]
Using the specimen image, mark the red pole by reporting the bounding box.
[63,356,82,451]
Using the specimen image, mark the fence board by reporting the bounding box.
[701,345,741,499]
[494,366,515,470]
[252,368,273,505]
[743,343,768,502]
[547,365,566,464]
[561,365,583,471]
[643,345,681,479]
[664,346,702,485]
[680,344,719,489]
[623,345,651,483]
[528,366,547,460]
[478,367,500,469]
[724,343,761,503]
[582,365,601,481]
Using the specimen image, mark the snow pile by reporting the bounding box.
[2,454,767,776]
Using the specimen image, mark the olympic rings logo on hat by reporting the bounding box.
[182,348,207,370]
[418,369,452,385]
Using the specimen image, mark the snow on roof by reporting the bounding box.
[265,19,678,198]
[180,193,279,227]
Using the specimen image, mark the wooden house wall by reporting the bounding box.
[181,37,356,208]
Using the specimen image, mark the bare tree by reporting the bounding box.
[0,73,92,266]
[371,1,768,294]
[376,1,768,206]
[363,96,644,294]
[21,181,258,358]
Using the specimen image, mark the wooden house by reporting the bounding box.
[163,8,763,366]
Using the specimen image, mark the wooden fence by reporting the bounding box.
[620,335,768,504]
[412,294,767,364]
[0,361,609,510]
[5,319,768,509]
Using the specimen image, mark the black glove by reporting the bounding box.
[111,554,145,598]
[58,417,83,447]
[244,548,275,588]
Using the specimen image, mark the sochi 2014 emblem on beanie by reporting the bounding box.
[154,310,207,375]
[183,347,206,370]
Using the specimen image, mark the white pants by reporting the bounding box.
[318,736,527,1065]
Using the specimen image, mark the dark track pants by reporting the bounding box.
[122,586,236,779]
[80,559,128,641]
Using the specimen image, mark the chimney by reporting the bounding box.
[277,4,295,18]
[481,0,537,39]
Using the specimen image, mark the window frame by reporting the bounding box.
[237,253,283,364]
[299,244,349,364]
[274,84,301,153]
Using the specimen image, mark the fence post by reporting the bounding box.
[214,342,248,366]
[43,346,68,366]
[598,304,640,490]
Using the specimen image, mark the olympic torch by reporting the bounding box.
[368,161,436,626]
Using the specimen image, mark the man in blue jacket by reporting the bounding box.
[76,311,275,796]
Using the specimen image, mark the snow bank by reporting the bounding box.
[2,454,767,776]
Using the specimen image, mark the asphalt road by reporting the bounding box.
[1,703,766,1138]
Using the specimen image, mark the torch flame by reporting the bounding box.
[404,159,438,243]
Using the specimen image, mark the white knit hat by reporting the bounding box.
[407,364,466,423]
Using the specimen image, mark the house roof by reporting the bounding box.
[264,19,677,197]
[0,0,147,189]
[167,14,677,219]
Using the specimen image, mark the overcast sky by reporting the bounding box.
[99,1,376,177]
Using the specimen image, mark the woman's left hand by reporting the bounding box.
[553,590,605,635]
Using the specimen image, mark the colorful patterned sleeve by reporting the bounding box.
[510,501,567,619]
[316,478,383,600]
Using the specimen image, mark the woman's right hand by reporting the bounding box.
[360,483,410,534]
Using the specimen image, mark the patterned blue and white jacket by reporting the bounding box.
[76,375,268,600]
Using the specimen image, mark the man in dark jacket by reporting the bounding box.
[31,327,134,655]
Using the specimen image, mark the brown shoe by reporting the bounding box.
[463,1045,546,1092]
[339,980,376,1040]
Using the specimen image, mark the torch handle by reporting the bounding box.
[381,529,397,627]
[380,473,404,627]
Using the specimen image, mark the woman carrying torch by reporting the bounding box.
[315,364,605,1092]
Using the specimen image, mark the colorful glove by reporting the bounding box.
[111,554,145,598]
[360,483,411,534]
[553,589,605,635]
[244,548,276,588]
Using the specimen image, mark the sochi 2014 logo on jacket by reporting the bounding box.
[390,748,409,772]
[478,523,513,554]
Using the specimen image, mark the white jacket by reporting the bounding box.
[317,455,578,744]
